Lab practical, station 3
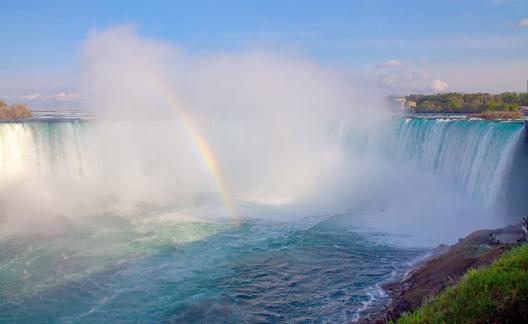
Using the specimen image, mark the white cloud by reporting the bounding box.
[371,57,528,94]
[18,92,77,102]
[50,92,77,102]
[514,18,528,28]
[374,60,448,93]
[377,59,402,69]
[10,92,79,109]
[431,80,448,92]
[21,93,41,100]
[422,59,528,93]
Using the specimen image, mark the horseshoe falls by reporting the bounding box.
[375,118,524,210]
[0,117,525,323]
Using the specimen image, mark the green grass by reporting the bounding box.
[397,244,528,324]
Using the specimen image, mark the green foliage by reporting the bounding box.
[407,92,528,113]
[398,244,528,324]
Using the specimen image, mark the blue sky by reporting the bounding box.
[1,0,527,107]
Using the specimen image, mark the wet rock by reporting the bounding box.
[358,224,525,323]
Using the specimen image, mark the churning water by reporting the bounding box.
[0,116,525,322]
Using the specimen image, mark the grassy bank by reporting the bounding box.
[398,244,528,323]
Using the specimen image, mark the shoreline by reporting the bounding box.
[358,223,525,323]
[405,112,525,122]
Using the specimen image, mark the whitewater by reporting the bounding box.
[0,116,524,322]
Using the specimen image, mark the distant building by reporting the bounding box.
[407,101,417,112]
[391,97,416,112]
[394,97,407,111]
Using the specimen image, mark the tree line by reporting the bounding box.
[406,93,528,113]
[0,100,32,119]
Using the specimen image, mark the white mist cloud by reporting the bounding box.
[0,24,376,234]
[76,25,376,210]
[0,25,499,245]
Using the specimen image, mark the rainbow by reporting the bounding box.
[148,75,239,226]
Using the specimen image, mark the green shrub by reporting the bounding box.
[398,245,528,323]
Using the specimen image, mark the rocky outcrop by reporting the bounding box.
[360,224,525,323]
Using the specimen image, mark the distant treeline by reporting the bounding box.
[406,93,528,113]
[0,100,32,119]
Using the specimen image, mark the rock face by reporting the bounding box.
[359,224,524,323]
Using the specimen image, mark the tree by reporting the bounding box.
[10,104,32,118]
[421,100,435,111]
[407,92,528,113]
[0,102,32,119]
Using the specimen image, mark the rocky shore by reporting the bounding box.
[359,223,525,323]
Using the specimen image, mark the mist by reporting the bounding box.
[0,25,504,245]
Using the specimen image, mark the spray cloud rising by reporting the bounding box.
[0,25,509,245]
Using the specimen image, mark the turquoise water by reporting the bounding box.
[0,117,525,322]
[0,213,424,323]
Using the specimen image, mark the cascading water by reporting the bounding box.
[0,116,526,322]
[0,122,90,179]
[380,118,524,209]
[3,118,522,206]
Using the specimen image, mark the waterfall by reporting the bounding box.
[379,118,524,208]
[0,121,90,180]
[1,118,524,322]
[0,118,525,220]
